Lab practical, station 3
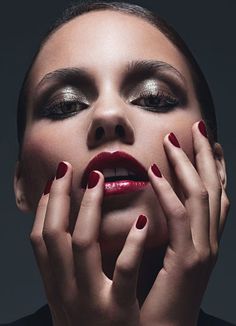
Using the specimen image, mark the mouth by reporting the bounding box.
[81,151,149,196]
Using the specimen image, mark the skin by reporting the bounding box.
[14,11,229,326]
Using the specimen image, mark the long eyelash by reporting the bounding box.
[40,100,87,119]
[131,90,179,111]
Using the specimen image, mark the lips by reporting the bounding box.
[81,151,148,189]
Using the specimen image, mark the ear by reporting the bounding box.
[213,142,227,189]
[14,161,31,212]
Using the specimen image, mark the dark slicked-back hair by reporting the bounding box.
[17,1,217,158]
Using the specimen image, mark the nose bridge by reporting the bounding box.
[86,87,135,148]
[93,88,125,123]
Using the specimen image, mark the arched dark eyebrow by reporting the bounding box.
[35,67,96,93]
[124,60,186,85]
[35,60,186,91]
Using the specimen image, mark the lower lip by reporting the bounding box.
[104,180,149,196]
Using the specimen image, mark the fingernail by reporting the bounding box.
[43,178,54,195]
[88,171,100,189]
[136,214,147,229]
[168,132,180,148]
[151,164,162,178]
[198,120,208,138]
[56,162,68,179]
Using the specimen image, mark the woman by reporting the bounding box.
[2,1,234,325]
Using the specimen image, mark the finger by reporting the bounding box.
[163,132,210,251]
[42,162,77,299]
[192,121,222,251]
[148,164,191,251]
[112,214,148,306]
[72,170,105,296]
[30,178,58,303]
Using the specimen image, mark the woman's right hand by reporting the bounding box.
[30,162,148,326]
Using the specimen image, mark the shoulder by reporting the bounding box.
[198,309,235,326]
[0,305,52,326]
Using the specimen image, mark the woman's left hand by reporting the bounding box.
[140,120,230,326]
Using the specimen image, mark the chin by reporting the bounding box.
[99,199,168,255]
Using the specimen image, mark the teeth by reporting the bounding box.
[103,168,115,178]
[116,168,129,177]
[102,168,134,178]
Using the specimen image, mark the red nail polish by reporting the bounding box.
[198,120,208,138]
[168,132,180,148]
[56,162,68,179]
[43,178,54,195]
[88,171,100,189]
[151,164,162,178]
[136,214,147,229]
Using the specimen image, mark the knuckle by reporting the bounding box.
[80,195,94,211]
[183,249,211,271]
[115,258,136,279]
[223,196,231,210]
[42,227,60,243]
[173,206,186,220]
[72,235,92,251]
[29,232,43,247]
[195,187,209,201]
[198,249,211,265]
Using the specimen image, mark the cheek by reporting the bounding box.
[139,111,200,187]
[21,126,77,209]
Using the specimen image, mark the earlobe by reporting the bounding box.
[213,142,227,189]
[14,161,31,213]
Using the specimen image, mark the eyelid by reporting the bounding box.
[34,86,90,117]
[126,79,185,105]
[123,65,188,104]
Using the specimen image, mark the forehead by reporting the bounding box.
[30,10,193,91]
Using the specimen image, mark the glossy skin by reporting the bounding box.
[14,10,229,326]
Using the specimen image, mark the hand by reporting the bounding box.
[30,164,149,326]
[140,121,230,326]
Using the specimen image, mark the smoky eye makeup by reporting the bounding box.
[125,78,186,113]
[32,67,97,120]
[34,86,90,120]
[122,60,188,112]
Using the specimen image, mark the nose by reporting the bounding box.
[86,97,135,148]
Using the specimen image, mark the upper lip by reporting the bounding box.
[81,151,148,188]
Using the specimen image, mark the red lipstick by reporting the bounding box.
[81,151,149,196]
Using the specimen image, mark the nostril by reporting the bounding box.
[116,125,125,138]
[95,127,104,140]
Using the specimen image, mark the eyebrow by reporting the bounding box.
[35,67,96,93]
[34,59,187,104]
[125,60,186,86]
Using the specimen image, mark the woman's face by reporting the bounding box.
[18,11,202,252]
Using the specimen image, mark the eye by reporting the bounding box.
[40,100,89,120]
[131,91,179,112]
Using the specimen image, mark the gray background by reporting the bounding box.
[0,0,235,323]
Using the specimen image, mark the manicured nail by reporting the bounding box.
[88,171,100,189]
[136,215,147,229]
[151,164,162,178]
[198,120,208,138]
[56,162,68,179]
[43,178,54,195]
[168,132,180,148]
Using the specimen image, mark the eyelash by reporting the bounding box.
[40,90,179,120]
[130,91,179,112]
[40,100,88,119]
